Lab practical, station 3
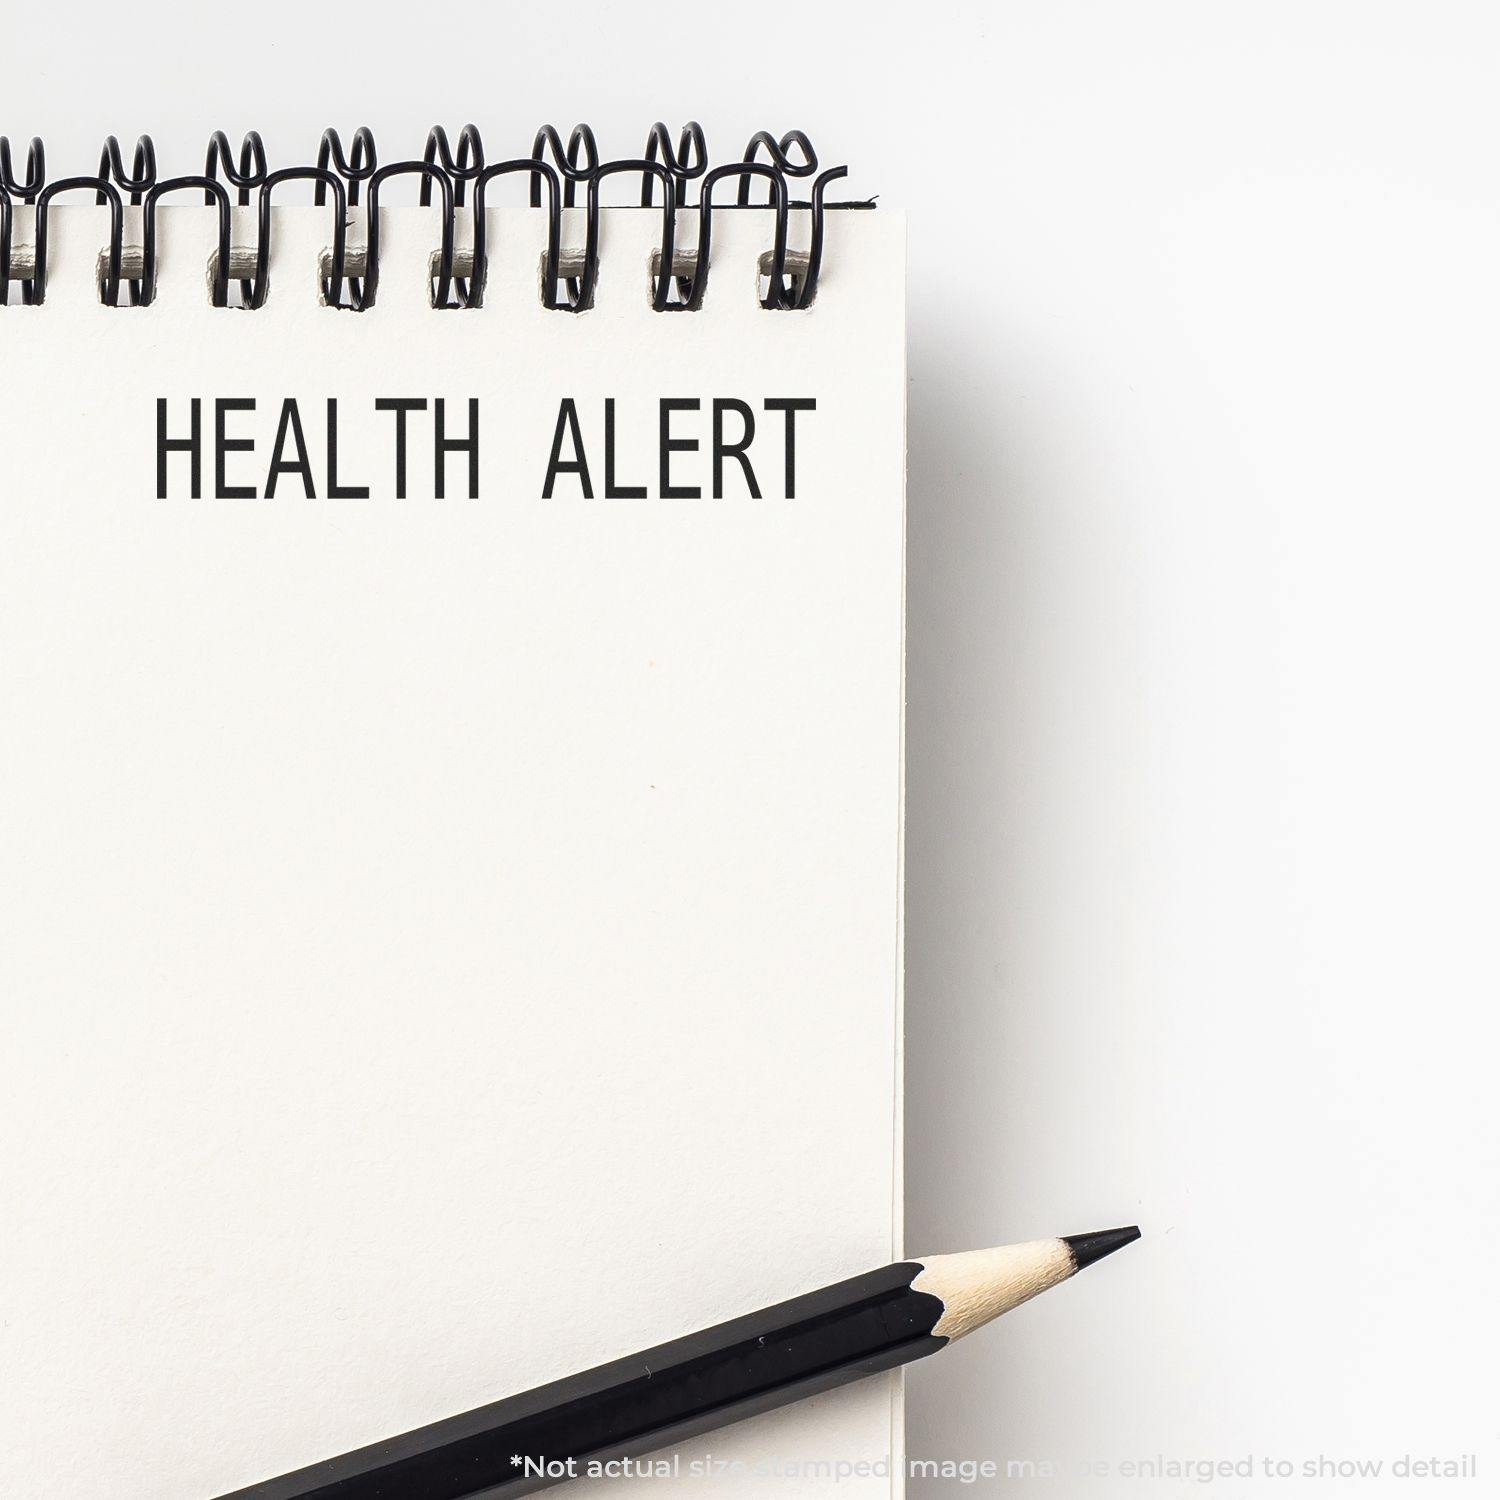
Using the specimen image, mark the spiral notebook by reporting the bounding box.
[0,129,906,1500]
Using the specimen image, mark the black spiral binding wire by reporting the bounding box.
[0,125,859,311]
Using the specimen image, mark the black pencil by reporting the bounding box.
[215,1226,1140,1500]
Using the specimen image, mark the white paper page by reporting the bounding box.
[0,204,906,1499]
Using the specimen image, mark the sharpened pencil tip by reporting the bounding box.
[1062,1225,1141,1271]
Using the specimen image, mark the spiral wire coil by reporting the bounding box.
[0,125,854,311]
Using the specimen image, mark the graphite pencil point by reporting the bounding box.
[1061,1225,1142,1271]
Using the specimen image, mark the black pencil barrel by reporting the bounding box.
[215,1262,946,1500]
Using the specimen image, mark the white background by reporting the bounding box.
[8,2,1498,1495]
